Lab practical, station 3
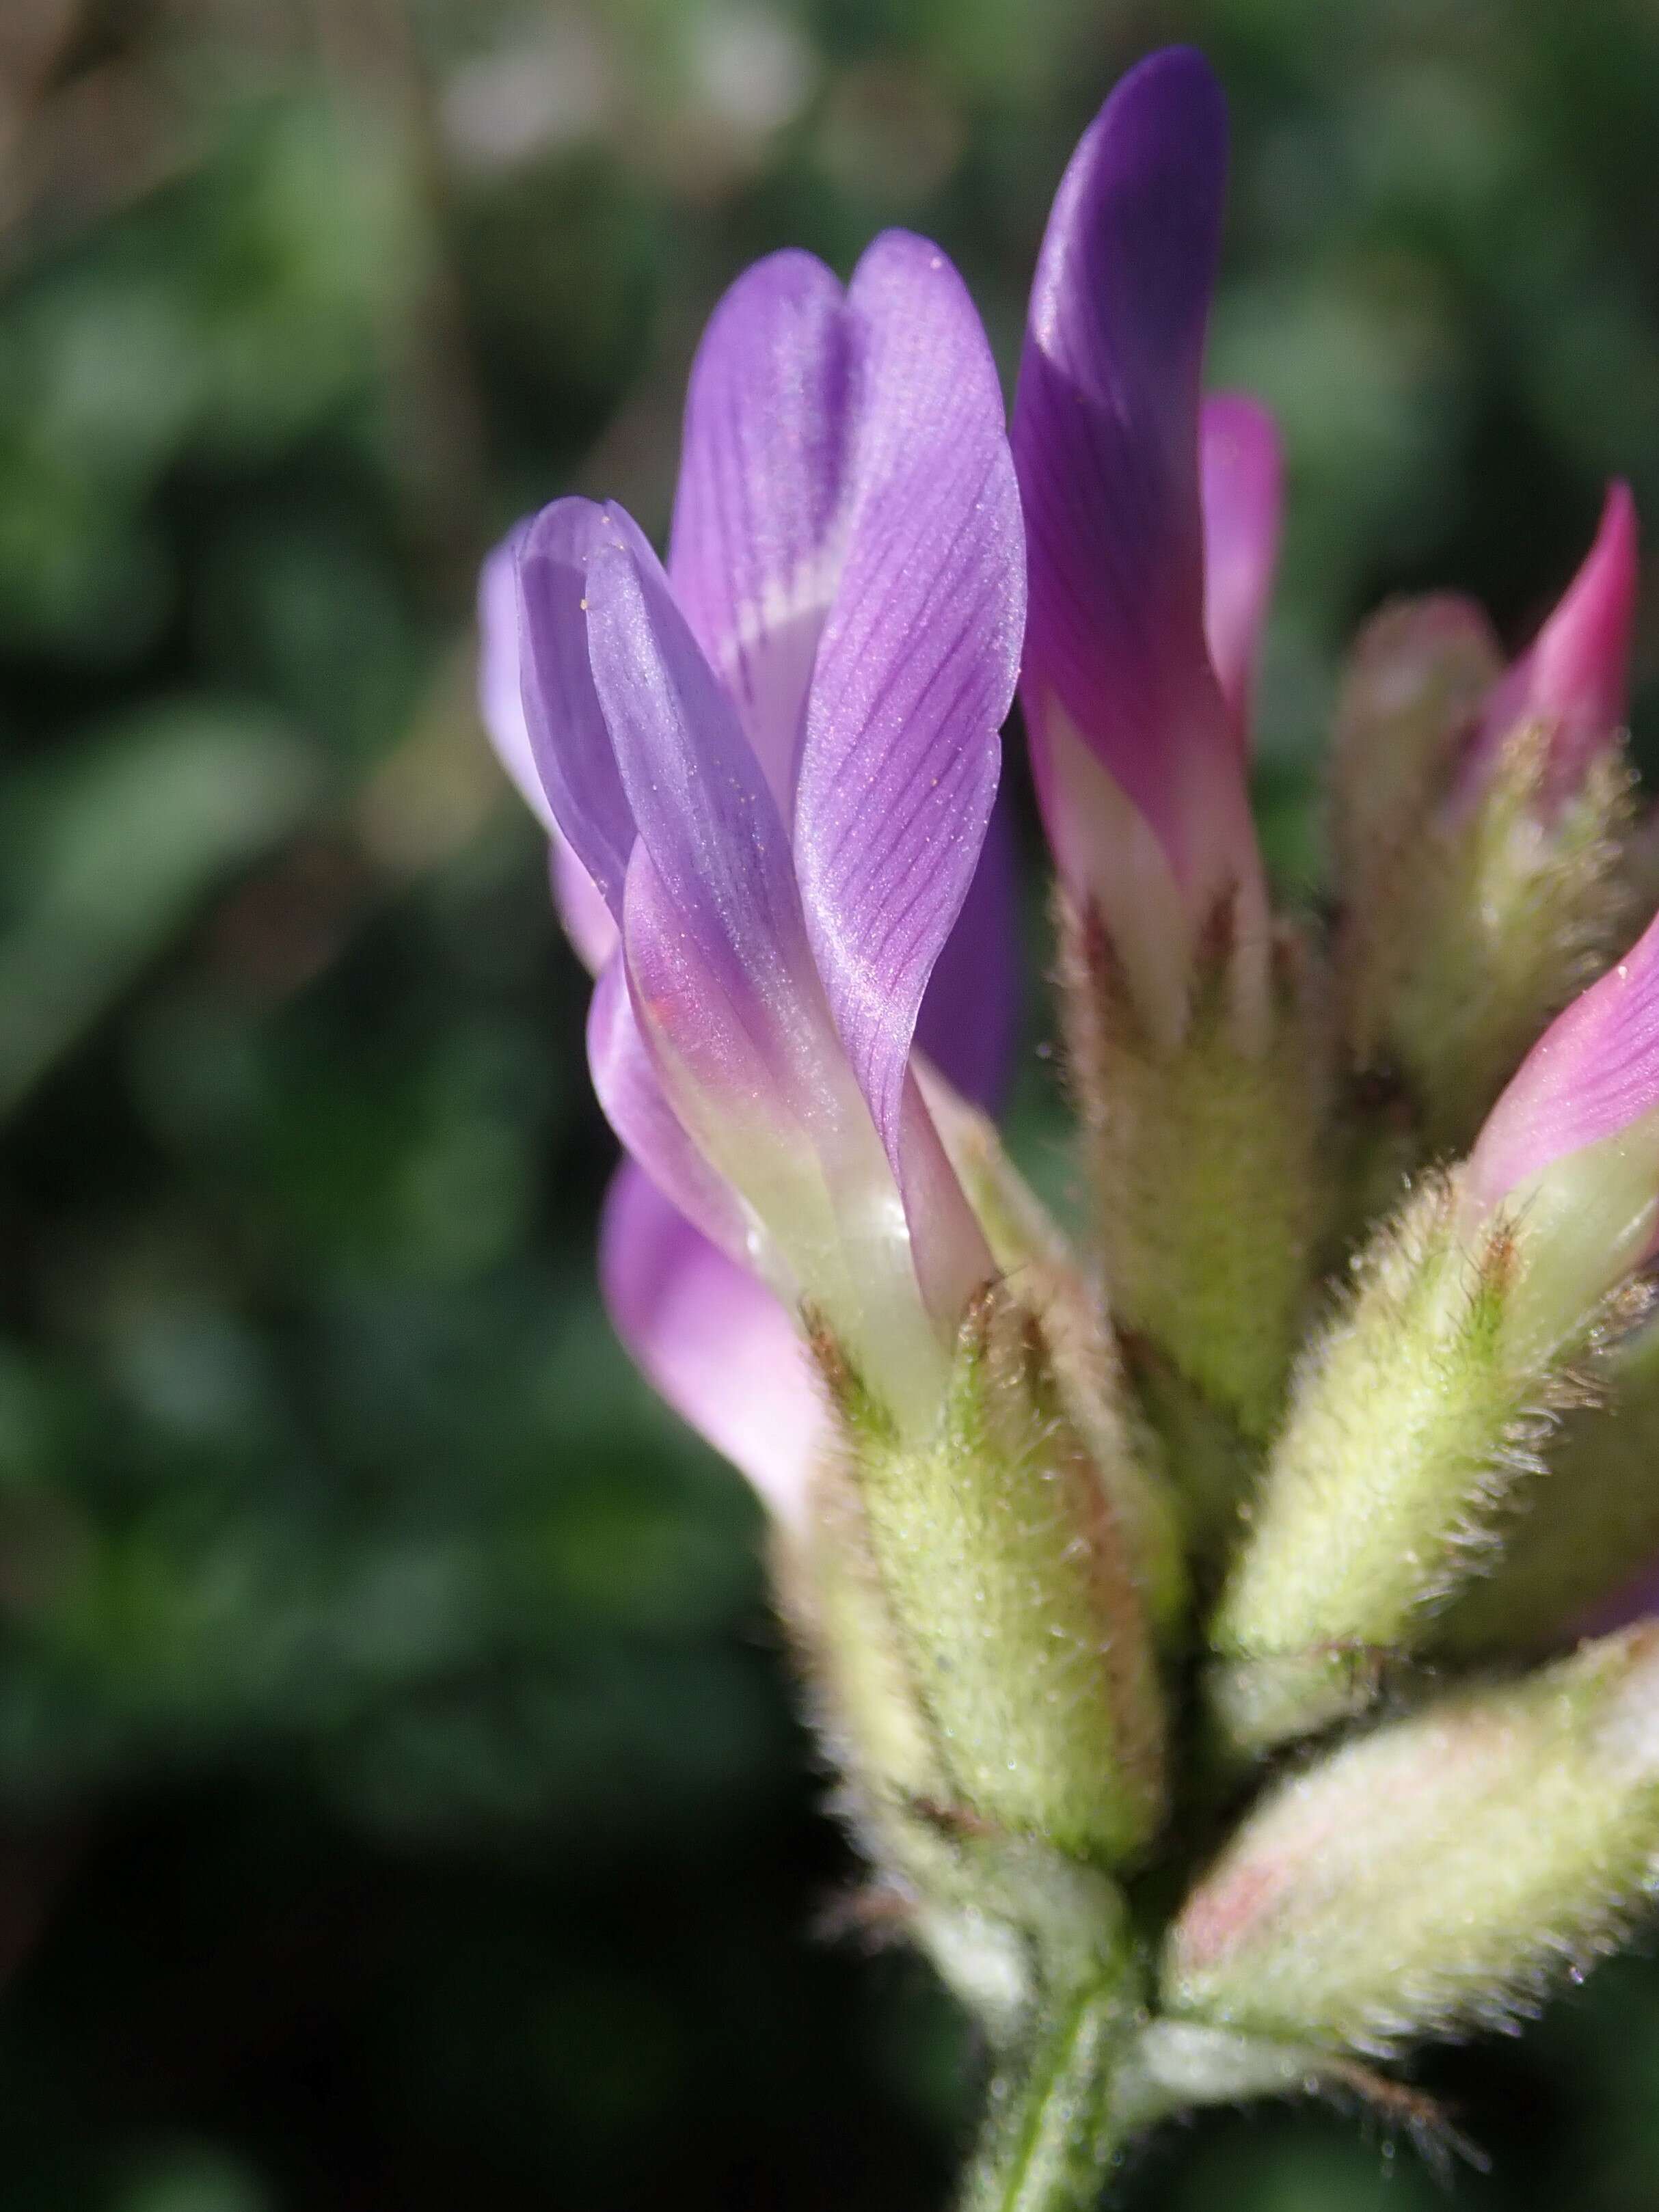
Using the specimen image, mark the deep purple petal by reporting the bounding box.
[516,496,660,917]
[1200,392,1284,753]
[599,1161,826,1526]
[792,228,1025,1170]
[1467,906,1659,1210]
[586,954,748,1264]
[1014,47,1240,891]
[669,249,854,809]
[914,796,1022,1110]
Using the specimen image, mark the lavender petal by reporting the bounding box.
[669,249,855,809]
[516,496,658,917]
[599,1160,825,1526]
[792,228,1025,1168]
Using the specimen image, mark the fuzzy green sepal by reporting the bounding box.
[1207,1172,1608,1758]
[1339,692,1636,1163]
[1057,893,1330,1448]
[816,1278,1168,1868]
[1433,1309,1659,1656]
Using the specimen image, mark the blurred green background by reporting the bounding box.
[3,0,1659,2206]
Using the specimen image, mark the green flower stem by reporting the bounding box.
[957,1986,1133,2212]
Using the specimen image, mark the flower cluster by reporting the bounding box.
[479,44,1659,2211]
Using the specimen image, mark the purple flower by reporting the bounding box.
[1012,46,1277,1042]
[478,231,1025,1455]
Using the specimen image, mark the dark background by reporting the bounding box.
[3,1,1659,2206]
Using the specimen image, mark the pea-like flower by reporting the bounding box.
[481,233,1025,1461]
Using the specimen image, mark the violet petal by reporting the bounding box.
[792,228,1025,1166]
[669,249,855,809]
[548,838,619,976]
[1013,46,1237,888]
[584,532,828,1111]
[586,954,750,1265]
[477,524,552,831]
[480,522,621,973]
[915,796,1023,1110]
[516,496,658,917]
[599,1160,825,1526]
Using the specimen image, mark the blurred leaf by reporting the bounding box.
[0,704,317,1116]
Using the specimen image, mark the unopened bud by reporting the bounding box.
[1214,913,1659,1757]
[1206,1168,1630,1757]
[1334,490,1641,1161]
[1165,1628,1659,2057]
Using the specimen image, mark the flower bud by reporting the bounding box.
[1334,488,1641,1160]
[1211,911,1659,1756]
[1459,900,1659,1351]
[1206,1172,1559,1753]
[1165,1628,1659,2058]
[817,1275,1168,1870]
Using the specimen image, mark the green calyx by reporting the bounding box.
[1057,891,1330,1453]
[1433,1311,1659,1655]
[810,1276,1168,1872]
[1205,1169,1629,1759]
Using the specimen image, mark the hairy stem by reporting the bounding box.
[957,1986,1132,2212]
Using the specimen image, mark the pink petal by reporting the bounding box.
[1460,483,1639,811]
[1466,904,1659,1211]
[1200,391,1284,753]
